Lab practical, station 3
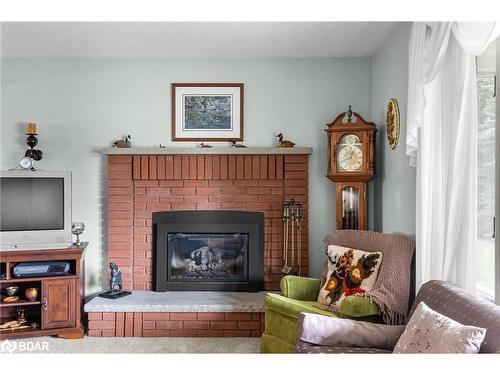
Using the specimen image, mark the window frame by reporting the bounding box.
[476,39,498,302]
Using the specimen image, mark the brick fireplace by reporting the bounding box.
[89,148,311,337]
[107,149,311,291]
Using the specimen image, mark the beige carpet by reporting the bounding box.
[5,336,261,354]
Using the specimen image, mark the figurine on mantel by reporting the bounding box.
[276,133,295,148]
[113,135,132,148]
[198,143,212,148]
[231,141,247,148]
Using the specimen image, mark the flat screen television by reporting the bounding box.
[0,170,72,250]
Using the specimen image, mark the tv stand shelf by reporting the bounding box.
[0,299,41,308]
[0,243,87,340]
[0,275,78,284]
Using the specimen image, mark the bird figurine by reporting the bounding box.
[276,133,295,148]
[199,143,212,148]
[113,135,132,148]
[231,141,247,148]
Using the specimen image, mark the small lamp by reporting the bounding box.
[25,123,43,161]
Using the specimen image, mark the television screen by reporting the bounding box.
[0,177,65,231]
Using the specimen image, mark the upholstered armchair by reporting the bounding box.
[260,230,415,354]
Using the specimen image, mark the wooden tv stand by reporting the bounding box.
[0,243,86,340]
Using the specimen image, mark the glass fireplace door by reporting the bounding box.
[167,233,248,282]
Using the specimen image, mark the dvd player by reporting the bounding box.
[13,261,71,278]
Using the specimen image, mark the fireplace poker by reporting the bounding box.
[290,199,296,270]
[296,202,303,276]
[281,201,292,275]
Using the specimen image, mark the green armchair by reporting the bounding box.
[261,275,380,353]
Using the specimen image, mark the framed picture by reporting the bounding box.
[171,83,244,141]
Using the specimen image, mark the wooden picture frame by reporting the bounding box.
[171,83,244,141]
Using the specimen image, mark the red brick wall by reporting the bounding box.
[107,153,309,291]
[87,311,264,338]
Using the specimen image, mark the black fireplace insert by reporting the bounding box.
[153,211,264,292]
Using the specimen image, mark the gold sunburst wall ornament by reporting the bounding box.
[386,98,400,150]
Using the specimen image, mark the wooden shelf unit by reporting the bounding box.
[0,243,86,340]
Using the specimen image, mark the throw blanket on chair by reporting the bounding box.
[321,230,415,325]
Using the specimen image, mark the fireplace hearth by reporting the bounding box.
[154,211,264,292]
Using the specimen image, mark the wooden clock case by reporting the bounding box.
[325,111,377,230]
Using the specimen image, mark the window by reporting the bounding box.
[476,41,497,299]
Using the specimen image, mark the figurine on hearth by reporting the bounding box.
[98,263,132,299]
[109,263,124,290]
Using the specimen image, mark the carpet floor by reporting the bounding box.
[6,336,261,354]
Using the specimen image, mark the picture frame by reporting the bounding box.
[171,83,244,141]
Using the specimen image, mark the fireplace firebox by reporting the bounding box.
[154,211,264,292]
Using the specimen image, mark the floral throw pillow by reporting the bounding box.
[393,302,486,353]
[317,245,383,310]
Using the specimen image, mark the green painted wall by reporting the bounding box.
[1,58,372,293]
[369,23,416,236]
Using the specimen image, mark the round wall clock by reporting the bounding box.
[386,98,400,150]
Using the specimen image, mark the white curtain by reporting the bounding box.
[406,22,500,293]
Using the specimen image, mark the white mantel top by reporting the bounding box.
[102,147,313,155]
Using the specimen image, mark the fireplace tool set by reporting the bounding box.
[282,199,303,276]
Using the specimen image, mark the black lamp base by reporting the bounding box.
[25,133,43,161]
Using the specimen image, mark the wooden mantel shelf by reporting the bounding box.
[102,147,313,155]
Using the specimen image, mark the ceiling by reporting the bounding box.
[0,22,401,58]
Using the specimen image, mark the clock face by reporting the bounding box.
[337,134,363,172]
[19,157,33,169]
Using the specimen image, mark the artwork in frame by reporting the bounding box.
[171,83,244,141]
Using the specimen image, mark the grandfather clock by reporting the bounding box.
[325,106,377,230]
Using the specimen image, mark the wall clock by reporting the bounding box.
[386,98,400,150]
[325,107,377,230]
